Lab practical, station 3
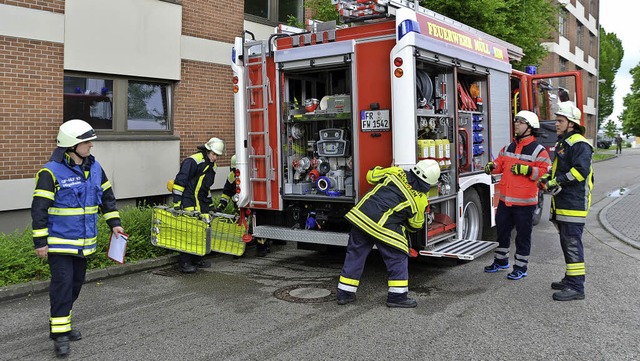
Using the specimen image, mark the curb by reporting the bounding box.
[0,255,179,303]
[599,183,640,250]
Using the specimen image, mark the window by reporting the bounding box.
[64,74,173,134]
[576,23,583,48]
[559,10,568,38]
[245,0,303,24]
[559,58,568,88]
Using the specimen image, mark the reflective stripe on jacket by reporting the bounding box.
[172,151,216,212]
[43,157,103,256]
[493,136,551,206]
[550,132,594,224]
[345,166,428,254]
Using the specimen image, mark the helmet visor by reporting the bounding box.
[77,128,97,140]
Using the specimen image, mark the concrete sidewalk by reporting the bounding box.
[599,183,640,250]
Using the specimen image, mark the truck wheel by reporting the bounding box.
[532,190,544,226]
[462,188,483,241]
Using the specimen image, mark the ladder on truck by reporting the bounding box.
[242,40,273,208]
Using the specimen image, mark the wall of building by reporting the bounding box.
[0,0,246,233]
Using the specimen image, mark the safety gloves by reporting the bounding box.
[484,162,495,175]
[214,198,228,212]
[536,173,559,192]
[511,163,532,176]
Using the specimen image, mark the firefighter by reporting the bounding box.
[337,159,440,308]
[538,102,593,301]
[214,154,237,213]
[31,119,124,357]
[483,111,552,280]
[172,137,224,273]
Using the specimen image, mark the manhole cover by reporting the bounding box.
[273,283,336,303]
[152,266,184,277]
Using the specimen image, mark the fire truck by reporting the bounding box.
[229,0,583,260]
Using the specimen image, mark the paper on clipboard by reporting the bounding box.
[107,232,128,264]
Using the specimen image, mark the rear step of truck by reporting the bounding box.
[419,239,497,261]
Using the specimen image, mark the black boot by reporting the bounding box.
[386,292,417,308]
[179,263,196,273]
[50,329,81,341]
[256,239,270,257]
[54,335,70,357]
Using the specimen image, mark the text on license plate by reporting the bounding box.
[360,110,390,132]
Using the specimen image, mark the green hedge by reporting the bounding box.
[0,206,171,287]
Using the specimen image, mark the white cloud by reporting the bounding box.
[600,0,640,125]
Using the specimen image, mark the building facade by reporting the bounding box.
[539,0,600,140]
[0,0,290,233]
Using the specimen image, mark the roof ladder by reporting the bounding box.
[242,40,273,208]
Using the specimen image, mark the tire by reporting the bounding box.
[532,190,544,226]
[461,188,483,241]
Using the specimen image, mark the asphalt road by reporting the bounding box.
[1,150,639,360]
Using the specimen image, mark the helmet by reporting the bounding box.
[555,102,584,132]
[57,119,97,148]
[515,110,540,129]
[166,179,174,192]
[204,137,225,155]
[230,154,236,169]
[411,159,440,186]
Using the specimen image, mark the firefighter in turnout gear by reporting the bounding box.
[484,111,551,280]
[172,137,224,273]
[337,159,440,308]
[538,102,593,301]
[31,119,124,357]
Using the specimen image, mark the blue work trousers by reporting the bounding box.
[340,227,408,289]
[557,221,586,293]
[495,201,535,271]
[48,254,86,322]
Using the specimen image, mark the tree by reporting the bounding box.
[598,27,624,129]
[603,119,618,139]
[621,64,640,136]
[420,0,558,69]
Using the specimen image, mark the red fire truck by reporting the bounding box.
[230,0,582,260]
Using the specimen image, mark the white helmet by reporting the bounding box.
[230,154,236,168]
[412,159,440,185]
[204,137,225,155]
[555,102,584,132]
[57,119,97,148]
[515,110,540,129]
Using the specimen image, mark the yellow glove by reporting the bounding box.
[484,162,495,175]
[511,163,532,176]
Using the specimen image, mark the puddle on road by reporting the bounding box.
[608,188,628,197]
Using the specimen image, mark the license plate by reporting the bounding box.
[360,110,390,132]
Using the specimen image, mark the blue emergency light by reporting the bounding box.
[397,19,420,40]
[525,65,537,75]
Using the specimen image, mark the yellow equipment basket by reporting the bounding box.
[151,206,247,257]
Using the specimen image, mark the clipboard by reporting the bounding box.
[107,231,129,264]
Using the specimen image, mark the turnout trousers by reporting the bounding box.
[494,201,535,271]
[338,227,409,300]
[48,254,87,336]
[557,221,586,293]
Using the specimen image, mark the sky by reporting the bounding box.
[599,0,639,125]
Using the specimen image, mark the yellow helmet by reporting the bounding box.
[166,179,174,192]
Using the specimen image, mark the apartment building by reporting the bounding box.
[0,0,293,233]
[538,0,600,140]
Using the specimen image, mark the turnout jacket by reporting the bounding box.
[345,166,429,254]
[550,131,594,224]
[31,148,121,255]
[172,150,217,212]
[491,135,551,206]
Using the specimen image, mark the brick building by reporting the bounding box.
[539,0,600,140]
[0,0,294,233]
